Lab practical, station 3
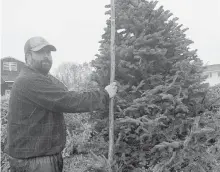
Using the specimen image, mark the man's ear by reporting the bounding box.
[25,52,32,65]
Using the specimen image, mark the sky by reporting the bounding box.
[1,0,220,73]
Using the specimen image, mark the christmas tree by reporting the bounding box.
[90,0,220,171]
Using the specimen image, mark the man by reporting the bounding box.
[4,36,117,172]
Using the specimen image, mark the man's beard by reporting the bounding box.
[31,59,52,75]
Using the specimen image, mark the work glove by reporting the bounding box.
[105,82,118,98]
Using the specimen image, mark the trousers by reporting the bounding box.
[9,153,63,172]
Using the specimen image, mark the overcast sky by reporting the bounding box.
[1,0,220,72]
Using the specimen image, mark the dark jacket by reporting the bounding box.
[4,66,109,159]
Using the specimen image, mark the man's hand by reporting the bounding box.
[105,82,118,98]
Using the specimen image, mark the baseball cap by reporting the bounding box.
[24,36,56,54]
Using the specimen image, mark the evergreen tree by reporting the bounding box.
[90,0,220,171]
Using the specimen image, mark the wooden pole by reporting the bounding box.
[108,0,115,170]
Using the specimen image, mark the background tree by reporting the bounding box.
[206,84,220,112]
[90,0,220,171]
[54,62,97,91]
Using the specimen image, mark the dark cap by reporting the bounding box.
[24,36,56,54]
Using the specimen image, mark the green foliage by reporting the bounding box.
[90,0,220,171]
[62,113,100,172]
[1,96,10,172]
[206,84,220,112]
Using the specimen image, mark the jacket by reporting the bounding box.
[4,66,109,158]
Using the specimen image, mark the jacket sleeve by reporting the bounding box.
[16,75,109,113]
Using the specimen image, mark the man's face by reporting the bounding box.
[28,46,53,75]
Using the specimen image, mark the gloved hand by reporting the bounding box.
[105,82,118,98]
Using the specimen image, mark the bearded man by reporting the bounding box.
[4,36,117,172]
